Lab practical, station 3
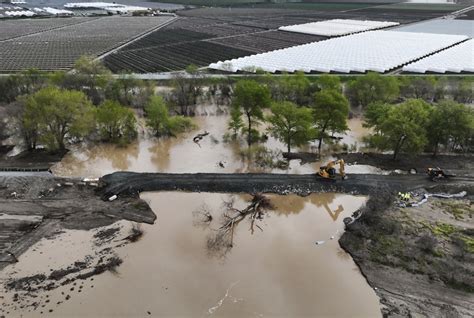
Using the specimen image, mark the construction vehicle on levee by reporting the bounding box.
[318,159,347,181]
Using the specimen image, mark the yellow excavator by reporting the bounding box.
[318,159,347,180]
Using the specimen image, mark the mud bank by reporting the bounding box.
[339,187,474,317]
[0,149,66,172]
[99,171,474,199]
[0,174,155,271]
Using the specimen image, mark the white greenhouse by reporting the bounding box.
[209,31,468,74]
[278,19,399,37]
[403,39,474,73]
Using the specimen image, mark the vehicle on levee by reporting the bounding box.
[318,159,347,181]
[427,167,452,181]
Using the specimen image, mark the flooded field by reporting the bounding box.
[0,104,386,317]
[52,108,373,178]
[1,192,381,317]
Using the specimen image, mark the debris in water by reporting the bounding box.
[193,131,209,147]
[207,281,240,315]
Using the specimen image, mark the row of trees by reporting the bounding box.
[1,57,472,158]
[0,57,153,108]
[8,86,194,152]
[0,57,208,115]
[364,99,474,159]
[229,79,349,153]
[0,57,202,151]
[249,72,473,110]
[227,78,473,158]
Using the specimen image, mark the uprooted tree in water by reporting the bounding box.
[193,194,273,258]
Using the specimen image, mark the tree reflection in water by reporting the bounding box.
[193,194,273,259]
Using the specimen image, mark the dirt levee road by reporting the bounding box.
[99,171,474,198]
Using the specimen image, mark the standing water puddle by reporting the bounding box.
[2,192,381,317]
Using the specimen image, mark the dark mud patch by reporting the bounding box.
[0,221,136,316]
[93,227,121,245]
[0,175,156,271]
[6,274,48,291]
[122,224,143,243]
[49,261,89,281]
[0,149,67,171]
[0,145,14,157]
[283,152,319,164]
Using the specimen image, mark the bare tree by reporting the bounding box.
[199,194,273,258]
[169,65,203,116]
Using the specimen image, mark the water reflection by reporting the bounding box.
[52,108,373,177]
[271,192,344,221]
[4,192,380,317]
[194,193,352,260]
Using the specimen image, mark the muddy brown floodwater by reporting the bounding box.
[3,192,381,317]
[52,109,376,177]
[15,107,383,317]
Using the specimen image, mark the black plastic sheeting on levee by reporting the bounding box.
[98,171,469,199]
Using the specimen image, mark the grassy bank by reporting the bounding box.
[340,187,474,316]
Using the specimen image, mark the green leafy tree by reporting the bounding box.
[232,80,271,146]
[21,87,95,151]
[268,72,311,106]
[96,100,137,144]
[348,72,399,107]
[312,89,349,153]
[365,99,432,160]
[0,69,47,103]
[453,78,473,104]
[427,100,474,156]
[145,96,195,137]
[169,64,203,115]
[267,101,315,153]
[228,106,244,138]
[105,74,154,109]
[363,102,392,128]
[314,74,342,92]
[50,56,112,105]
[399,76,437,102]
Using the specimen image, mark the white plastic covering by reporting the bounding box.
[403,39,474,73]
[4,10,35,16]
[209,31,468,74]
[64,2,149,12]
[279,19,399,37]
[43,7,73,15]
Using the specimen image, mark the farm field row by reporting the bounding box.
[0,17,99,41]
[1,4,468,73]
[0,16,174,72]
[104,4,461,74]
